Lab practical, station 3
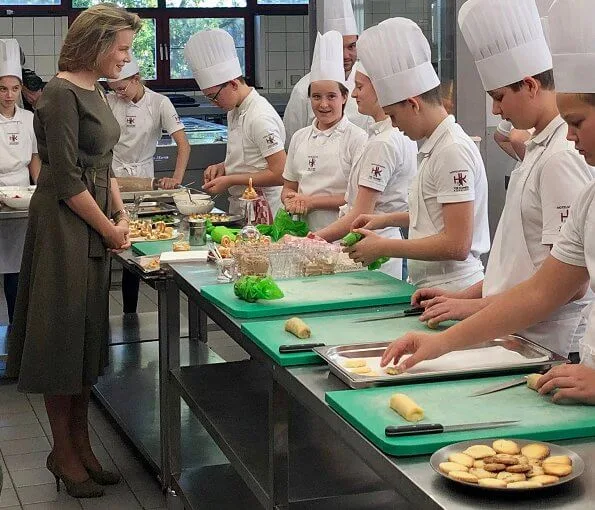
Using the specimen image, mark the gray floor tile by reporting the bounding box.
[0,506,21,510]
[132,486,166,509]
[1,401,33,415]
[0,412,38,428]
[79,492,142,510]
[0,392,28,405]
[118,468,158,493]
[16,483,74,506]
[11,467,55,488]
[23,501,82,510]
[4,452,49,472]
[0,436,51,456]
[39,422,51,440]
[0,488,20,508]
[0,424,45,442]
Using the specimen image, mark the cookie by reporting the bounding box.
[506,464,532,473]
[473,460,485,469]
[542,455,572,466]
[463,445,496,459]
[439,462,469,474]
[485,454,518,466]
[492,439,520,455]
[507,481,543,489]
[530,474,559,485]
[527,466,545,478]
[496,472,526,482]
[478,478,507,488]
[469,468,497,479]
[543,463,573,476]
[448,471,478,484]
[385,366,401,375]
[448,453,474,468]
[343,359,367,368]
[521,443,550,460]
[515,455,530,465]
[484,463,507,472]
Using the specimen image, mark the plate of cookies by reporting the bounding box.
[430,439,583,491]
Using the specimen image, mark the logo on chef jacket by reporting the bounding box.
[263,133,278,148]
[7,133,19,145]
[126,115,136,127]
[307,155,318,171]
[558,205,570,224]
[369,164,385,181]
[173,114,182,125]
[452,170,469,192]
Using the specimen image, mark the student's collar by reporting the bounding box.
[311,115,348,138]
[528,115,566,147]
[236,88,258,116]
[419,115,456,156]
[368,117,392,136]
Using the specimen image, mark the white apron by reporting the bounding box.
[483,132,585,356]
[225,111,282,217]
[407,153,484,291]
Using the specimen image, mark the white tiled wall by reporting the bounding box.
[0,16,68,82]
[364,0,433,47]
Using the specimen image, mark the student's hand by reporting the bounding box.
[380,331,448,370]
[536,364,595,405]
[352,213,383,231]
[159,177,182,189]
[104,224,129,251]
[202,176,230,194]
[419,297,486,327]
[411,287,447,308]
[343,228,385,266]
[204,163,225,183]
[284,193,310,215]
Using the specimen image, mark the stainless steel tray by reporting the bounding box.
[314,336,567,389]
[136,203,178,216]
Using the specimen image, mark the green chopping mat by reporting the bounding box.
[201,271,416,319]
[325,375,595,457]
[242,306,451,366]
[131,240,208,256]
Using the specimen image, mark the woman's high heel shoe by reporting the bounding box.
[85,466,121,485]
[46,453,104,498]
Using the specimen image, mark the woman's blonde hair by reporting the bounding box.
[58,3,142,72]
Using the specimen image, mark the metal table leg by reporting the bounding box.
[269,370,289,510]
[188,299,208,343]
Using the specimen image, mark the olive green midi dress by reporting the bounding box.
[6,77,120,394]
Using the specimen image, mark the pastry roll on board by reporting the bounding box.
[284,317,311,339]
[389,393,425,422]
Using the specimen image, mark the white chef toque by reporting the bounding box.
[357,18,440,107]
[458,0,552,92]
[536,0,555,48]
[310,31,345,84]
[549,0,595,93]
[184,29,242,90]
[0,39,22,80]
[324,0,358,36]
[356,61,368,77]
[107,56,140,82]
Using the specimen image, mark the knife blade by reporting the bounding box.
[353,307,424,323]
[279,343,325,353]
[469,377,528,397]
[385,420,519,437]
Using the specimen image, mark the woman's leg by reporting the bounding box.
[70,387,102,472]
[121,268,140,314]
[45,394,89,482]
[3,273,19,324]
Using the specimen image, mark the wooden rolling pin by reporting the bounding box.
[116,177,158,192]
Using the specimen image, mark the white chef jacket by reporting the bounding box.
[107,87,184,178]
[283,115,366,231]
[283,63,372,148]
[225,89,286,216]
[408,115,490,291]
[551,181,595,366]
[0,105,37,274]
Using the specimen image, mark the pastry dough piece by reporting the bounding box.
[173,240,190,251]
[521,443,550,460]
[448,471,478,483]
[515,455,530,465]
[527,466,545,478]
[478,478,507,488]
[350,366,372,374]
[439,462,469,474]
[364,371,378,377]
[543,463,573,476]
[242,178,258,200]
[493,439,520,455]
[484,454,518,466]
[507,481,542,489]
[389,393,424,422]
[483,463,507,472]
[385,366,401,375]
[284,317,311,339]
[463,445,497,459]
[526,373,542,391]
[506,464,532,473]
[469,468,497,479]
[473,460,485,469]
[542,455,572,466]
[496,472,526,482]
[530,474,559,485]
[448,453,474,468]
[343,359,367,368]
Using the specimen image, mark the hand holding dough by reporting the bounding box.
[526,373,542,391]
[389,393,424,422]
[284,317,311,339]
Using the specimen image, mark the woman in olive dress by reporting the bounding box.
[7,4,141,499]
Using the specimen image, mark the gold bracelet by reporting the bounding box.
[112,208,130,223]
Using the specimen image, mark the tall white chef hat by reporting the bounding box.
[356,61,368,78]
[310,31,345,84]
[324,0,358,36]
[357,18,440,107]
[106,56,140,82]
[0,39,22,81]
[458,0,552,92]
[549,0,595,93]
[184,29,242,90]
[535,0,554,47]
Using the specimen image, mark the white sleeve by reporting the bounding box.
[283,83,309,149]
[249,113,286,158]
[539,151,592,245]
[282,133,300,182]
[431,143,477,204]
[357,140,396,192]
[160,97,184,135]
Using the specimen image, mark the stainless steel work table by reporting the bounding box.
[165,262,595,510]
[0,205,28,220]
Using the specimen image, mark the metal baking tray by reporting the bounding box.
[314,336,567,389]
[136,203,178,216]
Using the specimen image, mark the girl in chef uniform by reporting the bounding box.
[346,18,490,292]
[184,29,286,222]
[411,0,593,359]
[106,57,190,313]
[0,39,40,323]
[106,57,190,189]
[381,0,595,405]
[315,63,418,279]
[281,31,367,232]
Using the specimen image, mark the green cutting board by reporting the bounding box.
[201,271,416,319]
[131,240,208,256]
[325,375,595,457]
[242,306,450,366]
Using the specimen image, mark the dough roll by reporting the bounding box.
[284,317,311,339]
[526,373,542,391]
[389,393,425,422]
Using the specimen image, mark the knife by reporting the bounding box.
[469,377,528,397]
[279,343,325,353]
[385,420,519,437]
[353,307,424,323]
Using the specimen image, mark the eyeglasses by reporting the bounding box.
[205,82,228,104]
[112,80,132,97]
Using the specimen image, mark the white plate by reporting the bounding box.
[430,438,584,492]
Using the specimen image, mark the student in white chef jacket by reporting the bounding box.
[184,30,286,221]
[0,39,40,324]
[381,0,595,405]
[315,63,417,279]
[281,31,367,232]
[106,57,190,189]
[413,0,594,359]
[345,18,490,292]
[283,0,369,146]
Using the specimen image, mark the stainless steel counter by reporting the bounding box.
[0,205,28,220]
